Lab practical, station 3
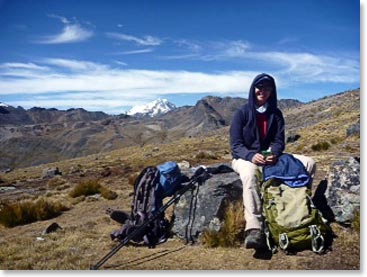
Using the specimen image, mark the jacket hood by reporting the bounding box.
[248,73,277,111]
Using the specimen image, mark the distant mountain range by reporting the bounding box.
[127,98,176,117]
[0,106,110,126]
[0,91,359,171]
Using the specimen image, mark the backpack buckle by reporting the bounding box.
[309,225,325,253]
[279,233,289,250]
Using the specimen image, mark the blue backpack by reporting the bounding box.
[157,161,183,197]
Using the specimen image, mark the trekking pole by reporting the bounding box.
[90,167,208,270]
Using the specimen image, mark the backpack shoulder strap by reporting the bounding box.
[131,166,160,220]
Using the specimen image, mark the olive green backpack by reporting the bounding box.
[261,178,331,254]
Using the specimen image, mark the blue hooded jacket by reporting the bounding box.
[230,73,285,162]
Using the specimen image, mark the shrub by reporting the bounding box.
[201,201,245,248]
[311,141,330,151]
[69,179,117,200]
[0,198,68,228]
[330,138,338,145]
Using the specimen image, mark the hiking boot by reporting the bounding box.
[244,229,266,249]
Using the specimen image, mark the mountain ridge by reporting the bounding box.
[0,90,359,170]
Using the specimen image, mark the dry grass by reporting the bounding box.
[0,198,69,228]
[201,201,245,248]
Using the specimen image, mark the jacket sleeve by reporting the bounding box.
[270,110,285,157]
[230,109,257,162]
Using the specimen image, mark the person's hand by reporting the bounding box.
[251,153,266,165]
[265,155,277,165]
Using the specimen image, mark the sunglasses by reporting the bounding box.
[255,84,273,92]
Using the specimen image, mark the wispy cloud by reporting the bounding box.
[0,62,49,71]
[114,60,128,66]
[249,51,360,84]
[174,39,202,52]
[41,58,109,72]
[35,15,93,44]
[117,48,154,55]
[160,38,359,85]
[106,32,162,46]
[277,37,299,45]
[220,40,251,57]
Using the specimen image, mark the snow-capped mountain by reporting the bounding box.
[127,98,176,117]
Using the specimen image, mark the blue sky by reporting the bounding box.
[0,0,360,114]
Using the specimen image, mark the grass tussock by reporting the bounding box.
[194,150,218,161]
[0,198,69,228]
[69,179,117,200]
[202,201,245,248]
[311,141,330,151]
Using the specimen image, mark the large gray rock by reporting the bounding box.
[325,157,360,225]
[42,167,62,179]
[172,170,242,242]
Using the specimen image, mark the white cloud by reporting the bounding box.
[36,15,93,44]
[167,39,359,85]
[174,39,202,52]
[222,41,251,57]
[249,51,360,84]
[117,48,154,55]
[114,60,128,66]
[41,58,109,72]
[106,32,162,46]
[0,59,256,96]
[0,62,49,71]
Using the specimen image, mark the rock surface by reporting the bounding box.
[172,169,242,242]
[325,157,360,224]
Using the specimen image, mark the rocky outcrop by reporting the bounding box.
[172,169,242,242]
[347,120,360,137]
[42,167,62,179]
[325,157,360,225]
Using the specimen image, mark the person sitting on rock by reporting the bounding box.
[229,73,316,249]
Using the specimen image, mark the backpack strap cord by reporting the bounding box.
[279,233,289,250]
[264,226,277,253]
[309,225,325,253]
[307,195,316,209]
